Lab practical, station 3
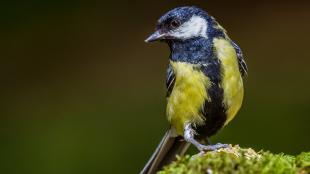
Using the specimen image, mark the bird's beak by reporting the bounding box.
[145,30,166,43]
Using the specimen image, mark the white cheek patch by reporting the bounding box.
[169,15,208,40]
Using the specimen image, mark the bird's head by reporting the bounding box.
[145,6,217,43]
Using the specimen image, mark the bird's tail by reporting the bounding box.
[140,129,190,174]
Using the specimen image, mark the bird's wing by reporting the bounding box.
[166,65,176,97]
[231,41,248,77]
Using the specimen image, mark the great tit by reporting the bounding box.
[141,6,247,174]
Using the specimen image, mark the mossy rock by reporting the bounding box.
[159,145,310,174]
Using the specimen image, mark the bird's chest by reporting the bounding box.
[166,61,211,135]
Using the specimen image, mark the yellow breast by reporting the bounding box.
[166,61,211,135]
[213,38,244,125]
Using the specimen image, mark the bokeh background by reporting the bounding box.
[1,1,310,173]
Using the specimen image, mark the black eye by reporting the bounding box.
[170,20,181,28]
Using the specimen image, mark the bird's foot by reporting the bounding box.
[198,143,229,152]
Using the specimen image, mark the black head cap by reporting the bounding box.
[145,6,211,42]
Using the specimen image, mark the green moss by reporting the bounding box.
[158,145,310,174]
[295,152,310,173]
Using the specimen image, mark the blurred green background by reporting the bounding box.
[1,1,310,174]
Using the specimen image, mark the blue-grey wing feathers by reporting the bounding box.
[166,65,175,97]
[231,41,248,77]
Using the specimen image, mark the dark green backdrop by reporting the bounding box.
[0,1,309,174]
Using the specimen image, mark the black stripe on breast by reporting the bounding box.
[195,59,227,138]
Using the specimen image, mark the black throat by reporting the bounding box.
[168,37,214,64]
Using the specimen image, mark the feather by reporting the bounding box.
[231,41,248,77]
[140,129,189,174]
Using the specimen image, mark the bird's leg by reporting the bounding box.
[184,124,229,152]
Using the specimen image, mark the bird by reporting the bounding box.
[141,6,247,174]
